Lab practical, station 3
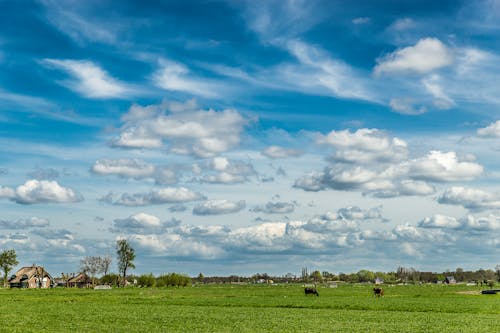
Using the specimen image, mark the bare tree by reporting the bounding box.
[80,256,102,286]
[0,249,18,287]
[101,256,112,276]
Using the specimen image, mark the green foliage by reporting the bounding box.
[0,249,18,287]
[137,273,156,287]
[310,270,323,282]
[116,239,135,284]
[156,273,191,287]
[100,274,121,287]
[0,284,498,332]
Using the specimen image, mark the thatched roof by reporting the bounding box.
[9,265,53,283]
[67,272,92,283]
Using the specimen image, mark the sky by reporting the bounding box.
[0,0,499,277]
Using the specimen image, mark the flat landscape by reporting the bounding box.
[0,284,498,332]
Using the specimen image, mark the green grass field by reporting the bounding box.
[0,284,498,332]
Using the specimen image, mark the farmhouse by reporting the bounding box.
[9,265,54,288]
[67,273,93,288]
[444,276,456,284]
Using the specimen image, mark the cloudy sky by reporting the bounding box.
[1,0,499,276]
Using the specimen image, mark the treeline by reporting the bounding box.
[192,266,500,285]
[95,273,192,287]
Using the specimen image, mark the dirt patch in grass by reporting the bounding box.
[456,291,481,295]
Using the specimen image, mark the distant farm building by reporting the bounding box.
[445,276,456,284]
[375,277,384,285]
[9,265,53,288]
[67,273,92,288]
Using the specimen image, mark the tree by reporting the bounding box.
[116,239,135,286]
[99,256,112,276]
[80,256,102,286]
[310,270,323,283]
[0,249,18,287]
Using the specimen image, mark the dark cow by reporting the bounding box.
[373,287,384,297]
[304,287,319,296]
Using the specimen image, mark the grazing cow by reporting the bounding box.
[304,287,319,296]
[373,287,384,297]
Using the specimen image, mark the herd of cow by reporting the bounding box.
[304,287,384,297]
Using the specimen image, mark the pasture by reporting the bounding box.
[0,284,498,332]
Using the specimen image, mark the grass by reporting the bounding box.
[0,284,498,332]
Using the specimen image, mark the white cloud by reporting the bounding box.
[42,59,131,98]
[41,0,118,44]
[153,60,219,98]
[0,217,50,229]
[317,128,408,164]
[112,101,249,157]
[421,75,455,109]
[406,151,483,182]
[251,201,296,214]
[419,214,500,231]
[374,38,453,75]
[262,146,302,159]
[438,186,500,210]
[113,213,180,234]
[193,200,246,215]
[388,18,416,31]
[352,17,370,25]
[91,159,155,179]
[285,40,375,101]
[477,120,500,138]
[389,98,427,115]
[106,187,205,206]
[418,214,462,229]
[0,180,82,204]
[197,157,256,184]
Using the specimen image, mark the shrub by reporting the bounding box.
[156,273,191,287]
[137,273,156,287]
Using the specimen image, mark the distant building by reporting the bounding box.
[444,276,456,284]
[67,273,93,288]
[9,265,53,288]
[375,277,384,285]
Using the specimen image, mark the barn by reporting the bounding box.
[67,273,93,288]
[9,265,54,288]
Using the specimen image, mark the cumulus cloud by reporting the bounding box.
[0,217,50,229]
[261,146,302,159]
[0,180,82,204]
[196,157,257,184]
[112,101,249,157]
[193,200,246,215]
[42,59,131,98]
[251,201,296,214]
[374,38,453,75]
[419,214,500,231]
[438,186,500,210]
[317,128,408,164]
[113,213,181,233]
[418,214,463,229]
[477,120,500,138]
[295,145,477,198]
[104,187,205,206]
[405,151,483,182]
[91,159,154,178]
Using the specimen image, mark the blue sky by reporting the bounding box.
[1,0,499,276]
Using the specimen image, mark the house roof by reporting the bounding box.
[67,272,91,283]
[9,265,53,283]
